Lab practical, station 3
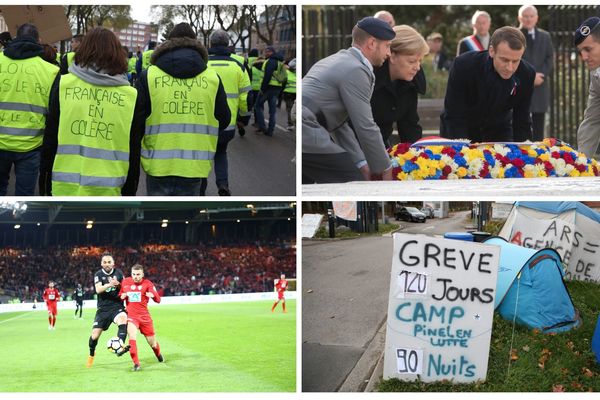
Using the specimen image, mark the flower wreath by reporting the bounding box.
[388,138,600,180]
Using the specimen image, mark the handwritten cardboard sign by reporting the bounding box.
[0,5,72,44]
[383,233,500,383]
[504,209,600,282]
[301,213,323,238]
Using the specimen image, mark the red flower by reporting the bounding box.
[442,165,452,176]
[594,165,599,176]
[512,158,525,168]
[480,164,490,178]
[551,151,561,159]
[563,153,574,164]
[441,147,457,157]
[420,152,430,160]
[575,164,587,173]
[543,161,554,173]
[396,143,411,155]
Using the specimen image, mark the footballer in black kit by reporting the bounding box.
[74,284,84,319]
[93,267,125,329]
[86,253,130,368]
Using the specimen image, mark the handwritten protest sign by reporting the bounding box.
[301,214,323,238]
[383,233,500,383]
[503,209,600,282]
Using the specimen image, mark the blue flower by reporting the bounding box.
[402,160,419,172]
[454,156,467,167]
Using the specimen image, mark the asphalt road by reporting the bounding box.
[301,211,473,392]
[8,105,296,197]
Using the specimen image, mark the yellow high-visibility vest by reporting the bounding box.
[142,65,222,178]
[142,49,154,70]
[284,70,296,94]
[208,56,251,130]
[52,74,137,196]
[0,53,59,152]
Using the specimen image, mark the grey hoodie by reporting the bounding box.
[69,63,130,87]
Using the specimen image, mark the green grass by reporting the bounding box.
[0,300,296,392]
[377,281,600,392]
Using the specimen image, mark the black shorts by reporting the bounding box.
[93,307,126,331]
[75,299,83,305]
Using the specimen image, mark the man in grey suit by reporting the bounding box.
[518,5,553,141]
[302,17,395,183]
[576,17,600,159]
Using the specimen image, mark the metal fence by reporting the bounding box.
[303,5,600,146]
[548,5,600,145]
[302,6,356,76]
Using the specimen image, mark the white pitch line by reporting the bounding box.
[0,311,31,325]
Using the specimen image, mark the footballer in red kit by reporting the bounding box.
[119,263,163,371]
[42,281,61,330]
[271,273,288,313]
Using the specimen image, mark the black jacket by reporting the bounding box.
[260,52,284,92]
[136,37,230,134]
[440,50,535,142]
[3,36,44,60]
[371,60,425,147]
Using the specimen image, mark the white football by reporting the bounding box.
[107,337,123,353]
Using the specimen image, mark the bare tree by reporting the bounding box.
[249,5,283,45]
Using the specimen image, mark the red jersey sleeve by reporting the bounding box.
[147,280,161,303]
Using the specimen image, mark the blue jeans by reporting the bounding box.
[146,175,205,196]
[214,129,235,188]
[0,149,41,196]
[255,87,281,135]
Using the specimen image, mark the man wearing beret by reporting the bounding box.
[440,26,536,142]
[302,17,394,183]
[575,17,600,159]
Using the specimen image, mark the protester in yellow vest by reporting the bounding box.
[255,46,284,136]
[247,48,262,125]
[124,46,137,86]
[60,34,83,75]
[136,41,157,75]
[206,29,251,196]
[135,23,230,196]
[39,27,142,196]
[282,58,297,130]
[0,23,59,195]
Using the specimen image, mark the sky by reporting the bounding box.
[130,4,153,23]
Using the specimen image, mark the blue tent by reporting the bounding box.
[485,237,581,333]
[513,201,600,224]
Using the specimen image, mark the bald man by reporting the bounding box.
[374,10,395,27]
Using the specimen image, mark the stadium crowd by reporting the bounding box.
[0,241,296,302]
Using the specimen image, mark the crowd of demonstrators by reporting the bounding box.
[0,21,296,197]
[0,241,295,302]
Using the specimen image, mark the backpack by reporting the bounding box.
[272,61,288,85]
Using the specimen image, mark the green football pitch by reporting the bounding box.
[0,300,296,392]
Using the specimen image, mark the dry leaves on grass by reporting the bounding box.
[538,348,552,369]
[510,348,519,361]
[552,384,566,392]
[566,341,575,351]
[582,367,594,378]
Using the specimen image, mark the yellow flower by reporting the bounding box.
[457,167,467,178]
[538,153,550,162]
[569,169,580,177]
[427,146,443,154]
